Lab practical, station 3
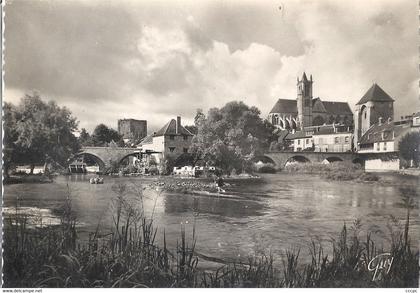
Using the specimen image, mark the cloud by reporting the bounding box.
[4,0,418,133]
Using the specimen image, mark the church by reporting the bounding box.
[268,73,353,130]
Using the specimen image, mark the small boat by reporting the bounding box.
[89,177,104,184]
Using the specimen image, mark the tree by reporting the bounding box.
[3,102,23,177]
[78,128,94,146]
[92,124,124,147]
[399,131,420,167]
[189,101,276,174]
[3,94,80,174]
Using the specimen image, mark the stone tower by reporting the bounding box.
[354,83,394,148]
[297,72,313,129]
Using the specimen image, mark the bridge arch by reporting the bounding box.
[118,152,142,166]
[253,155,276,165]
[284,155,311,167]
[324,156,344,163]
[69,152,107,172]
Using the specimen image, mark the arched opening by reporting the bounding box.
[323,157,343,164]
[253,156,277,173]
[69,153,106,173]
[253,155,276,165]
[313,115,325,126]
[119,153,142,169]
[360,105,369,134]
[284,155,310,168]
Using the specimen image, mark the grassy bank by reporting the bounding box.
[2,184,418,288]
[284,162,380,182]
[3,174,54,185]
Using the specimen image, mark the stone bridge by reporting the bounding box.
[262,151,364,169]
[70,147,142,172]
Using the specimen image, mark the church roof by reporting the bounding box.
[270,98,352,116]
[312,97,327,113]
[154,119,193,137]
[356,83,394,105]
[322,101,353,115]
[269,99,297,114]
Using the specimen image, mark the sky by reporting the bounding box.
[4,0,419,133]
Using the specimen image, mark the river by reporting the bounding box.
[3,173,419,266]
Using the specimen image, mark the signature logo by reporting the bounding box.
[368,253,394,281]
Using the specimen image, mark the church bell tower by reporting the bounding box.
[297,72,313,129]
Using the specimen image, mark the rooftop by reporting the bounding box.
[154,118,193,137]
[356,83,394,105]
[359,120,411,144]
[269,99,297,114]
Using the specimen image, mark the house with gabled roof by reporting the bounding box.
[138,116,194,160]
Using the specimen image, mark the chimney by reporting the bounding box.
[378,117,383,125]
[176,116,181,134]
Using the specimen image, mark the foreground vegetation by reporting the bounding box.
[3,184,418,288]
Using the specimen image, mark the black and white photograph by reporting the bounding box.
[1,0,419,290]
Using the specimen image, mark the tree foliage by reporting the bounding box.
[78,128,94,146]
[189,101,275,173]
[399,131,420,167]
[92,124,124,147]
[3,94,80,175]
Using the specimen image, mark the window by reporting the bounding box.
[297,139,301,145]
[169,147,175,152]
[376,143,380,151]
[183,135,188,141]
[364,112,367,119]
[334,137,339,144]
[306,138,309,144]
[169,135,175,140]
[345,136,349,143]
[383,142,387,151]
[183,148,188,153]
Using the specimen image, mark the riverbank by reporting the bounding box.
[283,162,395,182]
[3,174,54,185]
